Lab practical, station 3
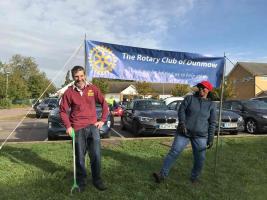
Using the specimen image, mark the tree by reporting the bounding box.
[171,84,191,96]
[0,54,56,100]
[212,78,236,101]
[135,82,154,98]
[92,78,109,94]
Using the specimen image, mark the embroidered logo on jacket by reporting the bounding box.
[88,90,94,96]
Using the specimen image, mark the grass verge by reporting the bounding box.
[0,137,266,200]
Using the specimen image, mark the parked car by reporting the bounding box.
[121,99,178,136]
[163,97,184,108]
[166,98,244,135]
[223,100,267,134]
[112,105,124,117]
[34,98,59,118]
[251,96,267,103]
[47,105,113,140]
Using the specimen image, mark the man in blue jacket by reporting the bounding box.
[153,80,216,184]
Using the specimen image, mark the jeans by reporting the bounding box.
[160,134,207,180]
[75,125,101,186]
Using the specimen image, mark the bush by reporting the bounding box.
[0,98,12,109]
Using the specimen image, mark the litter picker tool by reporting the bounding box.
[70,128,80,194]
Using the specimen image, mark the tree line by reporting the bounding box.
[0,55,56,106]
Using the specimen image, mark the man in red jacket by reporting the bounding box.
[60,66,109,191]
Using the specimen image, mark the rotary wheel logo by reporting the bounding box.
[89,45,118,74]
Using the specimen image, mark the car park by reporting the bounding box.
[34,98,58,118]
[223,100,267,134]
[166,98,244,135]
[47,105,113,140]
[121,99,178,136]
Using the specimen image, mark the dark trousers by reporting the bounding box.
[75,125,101,186]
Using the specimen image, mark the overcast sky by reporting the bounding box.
[1,0,267,87]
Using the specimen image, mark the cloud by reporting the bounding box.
[0,0,195,86]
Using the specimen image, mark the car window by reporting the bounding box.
[222,102,231,109]
[243,100,267,109]
[168,101,178,110]
[134,100,168,110]
[128,101,134,109]
[231,102,242,110]
[43,98,58,104]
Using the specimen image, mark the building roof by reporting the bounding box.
[107,81,179,94]
[229,62,267,76]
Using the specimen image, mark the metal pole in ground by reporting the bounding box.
[214,53,226,174]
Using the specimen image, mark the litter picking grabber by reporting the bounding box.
[71,128,80,194]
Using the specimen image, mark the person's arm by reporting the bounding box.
[59,91,72,136]
[207,102,217,148]
[178,95,191,124]
[94,86,109,128]
[177,95,191,135]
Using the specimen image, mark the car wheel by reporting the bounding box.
[132,121,140,136]
[120,117,126,130]
[36,113,41,118]
[229,131,238,135]
[246,119,257,134]
[102,131,110,139]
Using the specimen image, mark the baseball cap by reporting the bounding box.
[197,80,213,91]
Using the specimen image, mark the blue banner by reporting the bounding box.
[85,40,225,87]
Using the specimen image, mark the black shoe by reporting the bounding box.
[152,172,165,183]
[93,180,107,191]
[190,177,200,185]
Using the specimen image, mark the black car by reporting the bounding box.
[34,98,59,118]
[223,100,267,134]
[167,99,244,135]
[47,105,113,140]
[121,99,178,136]
[251,96,267,103]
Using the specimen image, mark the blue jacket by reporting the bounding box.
[178,94,216,139]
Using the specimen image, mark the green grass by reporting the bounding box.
[0,137,267,200]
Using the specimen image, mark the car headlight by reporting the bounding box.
[138,116,154,122]
[261,115,267,119]
[238,116,244,122]
[107,121,111,128]
[49,110,57,116]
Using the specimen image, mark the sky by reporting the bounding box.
[1,0,267,87]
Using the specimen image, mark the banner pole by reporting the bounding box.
[84,34,87,75]
[214,53,226,174]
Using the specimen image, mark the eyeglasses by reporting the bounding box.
[198,86,206,90]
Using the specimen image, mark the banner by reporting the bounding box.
[85,40,225,87]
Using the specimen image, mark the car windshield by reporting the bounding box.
[135,100,168,110]
[43,98,58,104]
[243,100,267,109]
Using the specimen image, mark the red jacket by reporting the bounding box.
[59,83,109,131]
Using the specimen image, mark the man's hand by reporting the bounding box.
[177,122,187,135]
[95,121,104,129]
[66,127,73,137]
[207,138,213,149]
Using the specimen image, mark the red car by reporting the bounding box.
[112,106,124,116]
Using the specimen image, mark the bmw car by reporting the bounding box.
[223,100,267,134]
[166,99,244,135]
[47,105,113,140]
[34,98,59,118]
[121,99,178,136]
